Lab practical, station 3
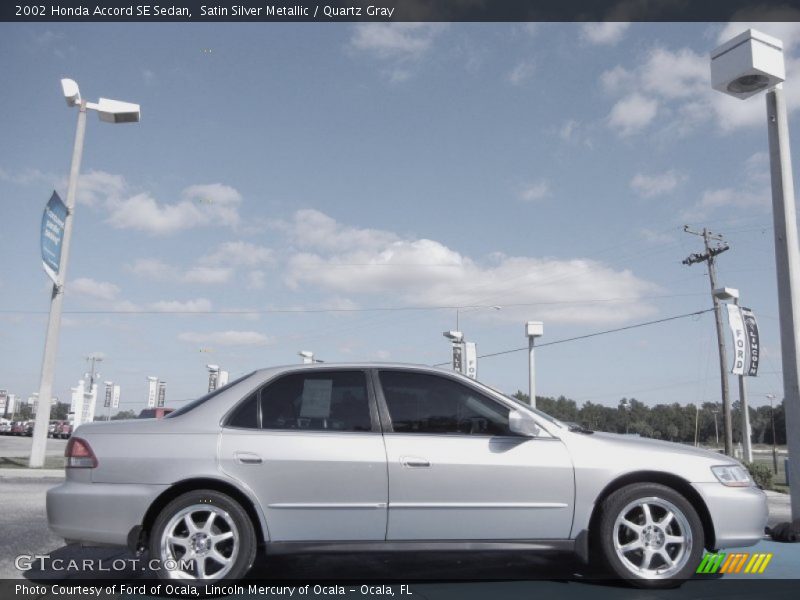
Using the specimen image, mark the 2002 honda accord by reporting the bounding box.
[47,363,767,587]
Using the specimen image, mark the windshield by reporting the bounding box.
[166,371,255,418]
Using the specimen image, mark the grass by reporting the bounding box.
[0,456,65,469]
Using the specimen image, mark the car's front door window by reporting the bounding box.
[378,370,511,436]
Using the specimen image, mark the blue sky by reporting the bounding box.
[1,22,798,414]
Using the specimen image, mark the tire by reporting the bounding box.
[149,489,257,582]
[595,483,704,588]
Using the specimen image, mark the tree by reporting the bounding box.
[111,410,137,420]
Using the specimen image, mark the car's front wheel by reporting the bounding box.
[596,483,704,588]
[149,489,257,581]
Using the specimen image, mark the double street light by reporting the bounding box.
[28,80,140,468]
[711,29,800,519]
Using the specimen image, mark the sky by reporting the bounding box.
[1,21,799,415]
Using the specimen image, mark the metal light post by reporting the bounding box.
[766,394,779,474]
[29,80,140,468]
[711,29,800,519]
[525,321,543,407]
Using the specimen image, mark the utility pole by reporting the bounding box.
[683,226,733,455]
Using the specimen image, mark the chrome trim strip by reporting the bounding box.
[268,502,387,509]
[389,502,568,509]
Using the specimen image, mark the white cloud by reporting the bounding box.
[149,298,213,313]
[508,60,536,85]
[630,170,685,198]
[518,180,550,202]
[128,258,175,281]
[581,22,630,46]
[283,210,659,325]
[70,277,120,301]
[682,152,770,220]
[181,267,233,285]
[246,270,267,290]
[178,330,274,346]
[107,184,241,235]
[0,167,52,186]
[200,241,274,267]
[607,93,658,136]
[74,170,127,206]
[349,23,445,82]
[638,228,675,244]
[283,209,399,252]
[350,23,442,60]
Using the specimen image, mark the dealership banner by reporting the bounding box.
[451,343,464,374]
[111,385,121,408]
[40,191,67,286]
[726,304,747,376]
[741,307,760,377]
[464,342,478,380]
[146,377,158,408]
[157,381,166,407]
[103,384,113,408]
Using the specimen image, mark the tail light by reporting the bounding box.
[65,437,98,468]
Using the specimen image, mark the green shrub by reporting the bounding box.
[744,461,774,490]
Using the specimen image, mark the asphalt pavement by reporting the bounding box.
[0,435,66,458]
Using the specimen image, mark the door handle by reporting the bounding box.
[401,456,431,468]
[234,452,262,465]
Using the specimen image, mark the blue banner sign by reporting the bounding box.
[41,191,67,285]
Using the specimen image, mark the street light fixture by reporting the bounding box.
[711,29,800,520]
[29,80,140,468]
[298,351,315,364]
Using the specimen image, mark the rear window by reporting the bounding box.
[166,372,255,418]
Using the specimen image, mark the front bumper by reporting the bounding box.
[692,483,768,549]
[47,479,168,546]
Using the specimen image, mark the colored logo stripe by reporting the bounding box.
[696,552,773,574]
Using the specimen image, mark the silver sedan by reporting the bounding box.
[47,363,767,587]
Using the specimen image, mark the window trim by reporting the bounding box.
[223,368,381,434]
[372,368,528,439]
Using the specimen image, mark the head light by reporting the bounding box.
[711,465,752,487]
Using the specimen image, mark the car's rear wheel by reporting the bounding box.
[596,483,704,588]
[149,489,256,581]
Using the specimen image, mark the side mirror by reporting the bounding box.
[509,410,541,437]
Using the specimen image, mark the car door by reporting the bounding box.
[218,369,388,542]
[375,369,575,541]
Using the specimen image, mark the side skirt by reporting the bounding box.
[266,539,577,555]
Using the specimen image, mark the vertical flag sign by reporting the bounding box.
[146,377,158,408]
[741,308,760,376]
[208,369,218,393]
[726,304,747,376]
[451,343,464,374]
[112,385,120,408]
[103,384,113,408]
[40,191,67,285]
[157,381,166,407]
[465,342,478,379]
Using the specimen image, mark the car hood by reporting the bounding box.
[582,431,740,464]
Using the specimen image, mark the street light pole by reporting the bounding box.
[766,85,800,519]
[525,321,543,408]
[29,80,140,468]
[29,102,87,468]
[711,26,800,522]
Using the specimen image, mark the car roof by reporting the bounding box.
[251,362,449,378]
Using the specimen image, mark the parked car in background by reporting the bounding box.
[54,422,72,439]
[137,407,175,419]
[48,364,768,587]
[0,421,11,434]
[23,420,34,436]
[10,421,27,435]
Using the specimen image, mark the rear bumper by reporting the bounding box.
[47,479,168,546]
[692,483,768,549]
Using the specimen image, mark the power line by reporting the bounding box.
[432,308,714,366]
[0,292,708,316]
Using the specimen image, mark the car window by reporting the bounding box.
[227,392,259,428]
[258,371,372,432]
[167,371,255,418]
[379,371,512,436]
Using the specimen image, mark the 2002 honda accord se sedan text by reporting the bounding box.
[47,363,768,587]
